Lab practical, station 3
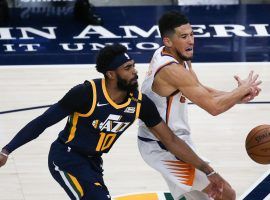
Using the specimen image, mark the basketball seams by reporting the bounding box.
[248,153,270,164]
[249,153,270,158]
[246,138,270,150]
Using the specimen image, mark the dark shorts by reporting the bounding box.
[48,139,111,200]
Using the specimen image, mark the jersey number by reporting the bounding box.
[96,132,117,151]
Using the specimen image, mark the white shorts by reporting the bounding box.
[137,132,210,200]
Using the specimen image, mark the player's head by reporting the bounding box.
[159,10,194,61]
[96,44,138,92]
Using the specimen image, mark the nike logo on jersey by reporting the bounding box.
[97,102,109,107]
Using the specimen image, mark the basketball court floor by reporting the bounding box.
[0,62,269,200]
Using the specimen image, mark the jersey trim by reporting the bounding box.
[78,80,97,117]
[101,79,131,109]
[169,90,179,97]
[166,96,173,124]
[66,113,79,143]
[161,47,176,59]
[67,173,84,198]
[54,163,83,200]
[66,80,97,143]
[135,92,143,119]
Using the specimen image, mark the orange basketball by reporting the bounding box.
[245,125,270,164]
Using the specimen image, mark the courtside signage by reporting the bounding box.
[0,5,270,64]
[1,23,269,51]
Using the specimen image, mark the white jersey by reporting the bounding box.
[139,46,191,140]
[138,47,210,199]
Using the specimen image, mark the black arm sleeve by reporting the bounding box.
[58,81,93,114]
[3,81,93,154]
[139,94,162,127]
[3,103,70,154]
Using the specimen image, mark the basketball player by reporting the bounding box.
[138,11,262,200]
[0,44,226,199]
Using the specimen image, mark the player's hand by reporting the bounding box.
[207,172,224,199]
[239,87,261,103]
[0,150,9,167]
[234,71,262,103]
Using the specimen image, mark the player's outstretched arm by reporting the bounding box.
[187,62,228,97]
[154,63,262,115]
[0,103,70,167]
[188,62,261,101]
[195,71,261,103]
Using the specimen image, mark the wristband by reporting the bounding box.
[206,171,217,177]
[0,151,8,157]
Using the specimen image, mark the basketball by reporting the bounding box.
[245,125,270,164]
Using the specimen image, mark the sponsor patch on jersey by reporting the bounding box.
[112,192,173,200]
[124,107,135,113]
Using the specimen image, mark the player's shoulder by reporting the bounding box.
[85,78,102,86]
[67,79,96,97]
[156,61,185,78]
[141,93,154,105]
[73,80,92,91]
[83,78,104,89]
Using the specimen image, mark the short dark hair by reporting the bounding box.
[158,10,189,38]
[96,44,127,74]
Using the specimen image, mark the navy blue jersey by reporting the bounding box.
[4,78,162,155]
[58,79,143,155]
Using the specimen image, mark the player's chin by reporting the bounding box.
[130,77,138,85]
[185,52,193,60]
[131,81,138,88]
[180,52,193,61]
[183,55,193,61]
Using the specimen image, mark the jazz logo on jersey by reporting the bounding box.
[92,114,130,133]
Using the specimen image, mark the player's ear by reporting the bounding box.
[106,71,115,79]
[163,37,172,47]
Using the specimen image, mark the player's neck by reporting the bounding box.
[164,47,184,65]
[105,80,128,104]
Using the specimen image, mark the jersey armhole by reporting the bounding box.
[78,80,97,117]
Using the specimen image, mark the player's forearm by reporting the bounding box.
[150,122,214,174]
[153,123,214,174]
[3,103,69,154]
[211,85,250,115]
[3,115,49,153]
[203,85,228,97]
[164,134,214,175]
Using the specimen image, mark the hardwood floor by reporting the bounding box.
[0,63,269,199]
